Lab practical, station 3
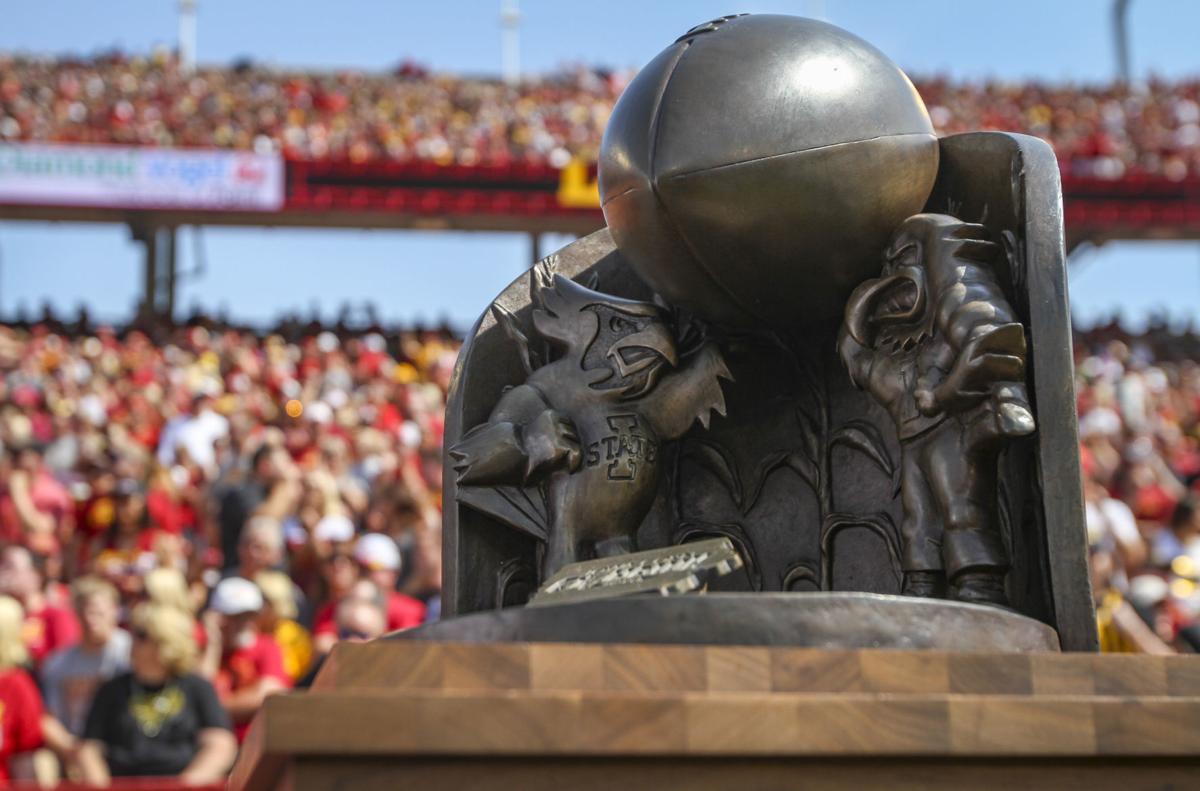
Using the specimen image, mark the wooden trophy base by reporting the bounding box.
[230,639,1200,790]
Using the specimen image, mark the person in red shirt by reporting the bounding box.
[0,546,80,668]
[201,577,290,742]
[354,533,425,632]
[145,466,193,536]
[307,516,360,655]
[73,466,119,570]
[309,533,426,654]
[0,595,46,783]
[0,447,72,553]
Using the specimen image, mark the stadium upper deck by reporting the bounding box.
[2,51,1200,245]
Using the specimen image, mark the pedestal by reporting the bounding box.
[391,593,1060,651]
[230,640,1200,791]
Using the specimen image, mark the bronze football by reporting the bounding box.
[598,14,939,331]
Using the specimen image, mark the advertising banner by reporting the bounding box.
[0,143,284,211]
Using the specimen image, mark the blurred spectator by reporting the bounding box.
[297,585,386,688]
[157,395,229,477]
[309,521,362,655]
[78,603,235,785]
[0,52,624,168]
[202,577,289,742]
[334,589,386,644]
[1091,541,1174,654]
[0,447,71,555]
[0,595,46,782]
[1075,321,1200,652]
[1083,470,1146,583]
[1152,496,1200,568]
[144,567,200,618]
[91,484,155,598]
[143,566,209,664]
[41,576,130,736]
[213,446,287,573]
[0,546,79,667]
[354,532,425,632]
[232,516,285,581]
[8,51,1200,178]
[254,570,312,684]
[0,312,458,771]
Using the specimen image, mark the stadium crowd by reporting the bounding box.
[0,51,625,168]
[2,303,1200,781]
[0,311,457,785]
[4,50,1200,178]
[1075,318,1200,653]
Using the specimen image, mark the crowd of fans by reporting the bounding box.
[0,311,457,785]
[4,50,1200,178]
[0,51,624,168]
[920,77,1200,180]
[1076,318,1200,653]
[5,301,1200,781]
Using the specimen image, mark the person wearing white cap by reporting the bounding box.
[201,577,291,743]
[310,517,360,656]
[353,533,426,634]
[312,513,356,546]
[310,533,427,654]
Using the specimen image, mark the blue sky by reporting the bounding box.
[3,0,1200,328]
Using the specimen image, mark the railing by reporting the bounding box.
[284,157,601,220]
[1061,174,1200,241]
[282,159,1200,242]
[3,782,224,791]
[4,144,1200,241]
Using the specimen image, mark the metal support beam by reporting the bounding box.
[1112,0,1133,83]
[530,231,541,265]
[179,0,197,75]
[130,222,180,322]
[163,225,178,320]
[130,222,158,319]
[500,0,521,86]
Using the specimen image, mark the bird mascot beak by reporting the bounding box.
[843,266,926,348]
[606,323,679,399]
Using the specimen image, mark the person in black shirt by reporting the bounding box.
[78,604,236,784]
[214,446,270,571]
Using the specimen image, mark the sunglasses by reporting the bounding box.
[337,627,373,641]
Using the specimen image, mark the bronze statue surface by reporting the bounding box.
[839,214,1036,605]
[529,537,743,607]
[600,14,939,329]
[450,270,731,578]
[427,13,1097,653]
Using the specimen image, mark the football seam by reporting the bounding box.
[599,183,639,209]
[646,38,767,328]
[657,132,939,183]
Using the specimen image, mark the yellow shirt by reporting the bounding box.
[1095,590,1137,654]
[274,618,314,682]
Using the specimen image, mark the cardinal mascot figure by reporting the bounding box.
[451,273,731,579]
[838,214,1036,606]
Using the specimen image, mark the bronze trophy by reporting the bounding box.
[235,18,1199,791]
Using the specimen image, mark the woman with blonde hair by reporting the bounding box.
[0,595,47,783]
[77,603,235,785]
[143,566,213,674]
[143,567,195,615]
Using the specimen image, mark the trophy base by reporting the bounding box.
[394,592,1060,653]
[232,636,1200,791]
